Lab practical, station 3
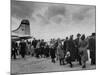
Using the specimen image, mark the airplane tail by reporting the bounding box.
[12,19,30,36]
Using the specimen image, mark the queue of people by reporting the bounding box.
[11,33,96,68]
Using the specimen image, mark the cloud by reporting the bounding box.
[50,15,64,24]
[72,6,95,24]
[11,0,37,19]
[44,4,72,25]
[36,13,50,25]
[45,5,67,19]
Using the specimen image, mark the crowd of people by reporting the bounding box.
[11,33,96,68]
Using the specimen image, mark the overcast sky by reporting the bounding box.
[11,0,96,40]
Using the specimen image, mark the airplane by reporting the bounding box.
[11,19,32,41]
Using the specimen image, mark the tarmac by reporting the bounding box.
[11,55,96,74]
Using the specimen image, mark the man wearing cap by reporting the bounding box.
[88,33,96,65]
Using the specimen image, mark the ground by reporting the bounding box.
[11,55,96,74]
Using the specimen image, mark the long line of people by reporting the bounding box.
[11,33,96,69]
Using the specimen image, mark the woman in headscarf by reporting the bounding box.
[79,34,88,68]
[57,39,65,65]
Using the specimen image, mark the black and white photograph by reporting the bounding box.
[11,0,96,74]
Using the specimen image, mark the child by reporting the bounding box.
[65,51,73,67]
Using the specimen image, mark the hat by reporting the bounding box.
[77,33,81,37]
[92,33,96,36]
[81,34,85,40]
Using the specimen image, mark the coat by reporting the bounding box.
[79,40,88,62]
[31,45,34,55]
[57,44,64,59]
[68,39,76,61]
[19,42,26,55]
[88,37,96,59]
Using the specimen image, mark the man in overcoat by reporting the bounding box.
[88,33,96,65]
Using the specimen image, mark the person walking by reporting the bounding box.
[79,35,88,68]
[50,42,56,63]
[19,39,26,58]
[74,33,82,65]
[68,35,76,62]
[11,40,18,59]
[88,33,96,65]
[57,40,65,65]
